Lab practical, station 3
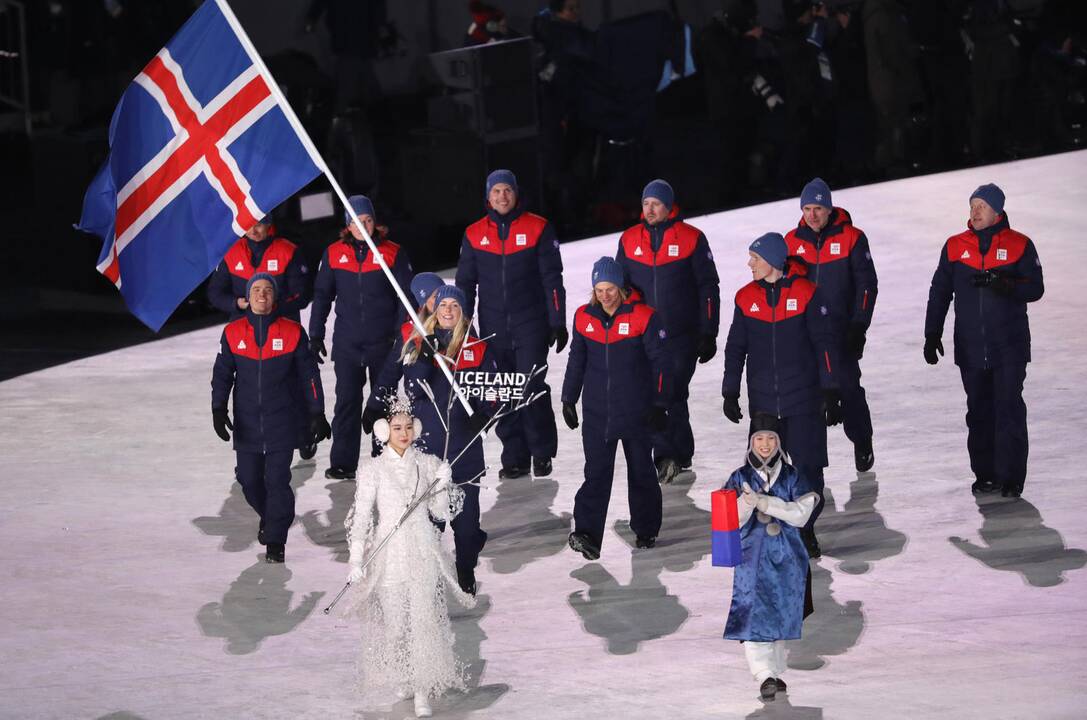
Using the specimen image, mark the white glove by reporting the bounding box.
[741,482,759,507]
[347,565,364,584]
[436,462,452,484]
[756,495,769,513]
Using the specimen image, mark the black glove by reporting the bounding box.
[722,395,743,424]
[309,414,332,443]
[562,402,579,430]
[846,324,867,360]
[972,269,1016,296]
[646,405,668,432]
[361,405,382,435]
[310,337,327,364]
[696,334,717,364]
[550,326,569,354]
[213,408,233,442]
[823,389,843,427]
[466,411,491,437]
[923,335,944,365]
[419,334,440,361]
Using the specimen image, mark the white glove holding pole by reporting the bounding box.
[741,482,759,507]
[347,564,364,584]
[436,462,452,484]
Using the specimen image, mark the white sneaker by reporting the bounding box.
[414,694,432,718]
[395,686,413,700]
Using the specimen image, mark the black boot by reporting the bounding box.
[635,535,656,549]
[656,458,679,484]
[971,477,999,494]
[457,567,477,596]
[325,466,356,480]
[801,527,821,559]
[760,677,777,701]
[265,543,285,563]
[532,457,553,477]
[568,531,601,561]
[854,437,874,472]
[1001,481,1023,498]
[298,441,318,460]
[775,678,787,693]
[498,465,529,479]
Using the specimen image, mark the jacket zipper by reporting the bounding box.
[257,316,266,454]
[978,244,988,367]
[770,284,781,418]
[603,313,611,440]
[500,219,510,337]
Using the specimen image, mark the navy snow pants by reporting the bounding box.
[574,424,663,547]
[491,338,558,469]
[330,343,390,470]
[959,363,1028,492]
[236,449,295,544]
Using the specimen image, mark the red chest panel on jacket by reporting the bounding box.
[784,225,860,266]
[620,221,701,267]
[225,317,302,360]
[736,280,817,322]
[327,239,401,273]
[946,228,1028,270]
[574,304,655,345]
[454,338,488,369]
[464,213,548,256]
[224,238,297,279]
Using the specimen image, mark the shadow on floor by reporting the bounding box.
[300,478,357,563]
[818,471,908,575]
[479,475,572,574]
[191,458,317,551]
[195,560,324,654]
[564,473,710,654]
[745,695,824,719]
[949,495,1087,587]
[786,563,865,672]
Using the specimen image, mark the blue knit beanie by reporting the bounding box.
[800,177,832,209]
[433,284,467,310]
[641,179,674,210]
[246,271,278,299]
[485,169,518,197]
[410,272,445,308]
[969,183,1005,215]
[344,194,375,224]
[749,233,788,271]
[591,256,625,288]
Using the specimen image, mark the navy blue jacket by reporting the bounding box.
[212,311,325,453]
[723,276,838,418]
[207,236,311,322]
[456,207,566,349]
[562,300,671,440]
[394,330,499,479]
[615,211,721,340]
[308,234,413,363]
[925,214,1044,369]
[784,207,878,334]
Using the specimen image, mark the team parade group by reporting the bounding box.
[208,170,1043,714]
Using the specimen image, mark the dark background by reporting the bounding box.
[1,0,1084,380]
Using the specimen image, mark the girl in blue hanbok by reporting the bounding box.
[723,414,817,701]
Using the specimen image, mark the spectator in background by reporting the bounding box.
[305,0,388,112]
[864,0,925,174]
[966,1,1023,162]
[464,1,518,46]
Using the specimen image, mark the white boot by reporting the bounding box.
[413,694,432,718]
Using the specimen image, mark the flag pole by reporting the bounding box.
[214,0,473,414]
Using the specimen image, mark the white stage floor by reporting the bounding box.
[4,152,1087,719]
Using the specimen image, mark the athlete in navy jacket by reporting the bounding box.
[722,233,840,558]
[396,285,495,595]
[924,184,1044,498]
[211,273,330,563]
[616,179,720,482]
[562,257,671,560]
[456,169,566,479]
[308,195,413,480]
[207,215,311,322]
[785,178,878,471]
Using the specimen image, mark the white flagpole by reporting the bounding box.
[214,0,473,414]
